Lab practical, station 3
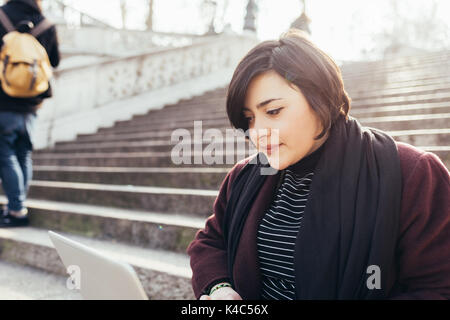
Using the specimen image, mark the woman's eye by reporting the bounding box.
[244,115,254,122]
[243,108,282,123]
[267,107,283,115]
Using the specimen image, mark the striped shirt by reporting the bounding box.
[256,145,324,300]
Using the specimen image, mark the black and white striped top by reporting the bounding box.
[256,145,324,300]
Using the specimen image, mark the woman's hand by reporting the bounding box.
[200,287,243,300]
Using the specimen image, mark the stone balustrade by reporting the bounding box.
[42,0,209,56]
[35,33,258,149]
[56,25,208,57]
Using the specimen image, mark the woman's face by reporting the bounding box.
[243,70,329,170]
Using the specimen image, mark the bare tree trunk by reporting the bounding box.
[219,0,230,27]
[378,0,446,58]
[145,0,154,31]
[120,0,127,29]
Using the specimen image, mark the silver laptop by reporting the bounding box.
[48,231,148,300]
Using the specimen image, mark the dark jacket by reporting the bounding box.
[0,0,60,113]
[187,141,450,300]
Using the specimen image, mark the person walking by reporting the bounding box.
[0,0,60,227]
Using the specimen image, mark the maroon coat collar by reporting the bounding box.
[232,170,281,299]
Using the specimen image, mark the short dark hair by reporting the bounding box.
[226,29,351,140]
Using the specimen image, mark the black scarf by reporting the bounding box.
[10,0,42,13]
[223,115,402,299]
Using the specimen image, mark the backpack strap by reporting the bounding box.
[30,18,53,38]
[0,8,15,33]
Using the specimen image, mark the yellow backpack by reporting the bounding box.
[0,8,53,98]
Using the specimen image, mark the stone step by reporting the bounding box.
[96,118,231,135]
[41,124,450,155]
[0,227,194,299]
[50,103,448,147]
[351,91,450,108]
[179,90,225,99]
[67,127,247,147]
[346,73,450,89]
[115,109,227,128]
[342,54,450,79]
[177,92,226,105]
[35,132,450,169]
[110,101,450,132]
[119,83,450,128]
[97,93,450,135]
[78,104,450,147]
[103,99,450,133]
[13,180,218,216]
[38,114,448,157]
[0,197,203,253]
[37,131,449,166]
[31,166,228,189]
[93,90,450,130]
[32,150,251,167]
[66,112,450,142]
[39,138,256,154]
[129,104,225,122]
[391,129,450,146]
[350,101,450,117]
[32,145,448,171]
[345,71,450,89]
[350,81,450,101]
[359,113,450,131]
[0,260,82,300]
[160,100,225,114]
[86,110,450,137]
[178,87,225,99]
[347,75,450,93]
[344,50,449,66]
[343,59,449,80]
[342,66,448,84]
[69,128,206,145]
[157,104,224,117]
[112,83,450,130]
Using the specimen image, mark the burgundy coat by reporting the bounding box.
[187,141,450,300]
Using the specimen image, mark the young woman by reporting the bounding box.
[187,29,450,300]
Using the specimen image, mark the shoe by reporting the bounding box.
[0,212,29,228]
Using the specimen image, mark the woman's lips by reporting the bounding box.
[264,144,282,155]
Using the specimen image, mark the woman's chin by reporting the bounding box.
[265,154,288,171]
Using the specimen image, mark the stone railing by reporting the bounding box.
[56,25,207,57]
[43,0,207,56]
[42,0,115,29]
[35,33,258,149]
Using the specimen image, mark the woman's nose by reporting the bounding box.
[250,119,272,148]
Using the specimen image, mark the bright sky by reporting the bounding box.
[60,0,450,62]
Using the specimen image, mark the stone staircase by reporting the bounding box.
[1,50,449,299]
